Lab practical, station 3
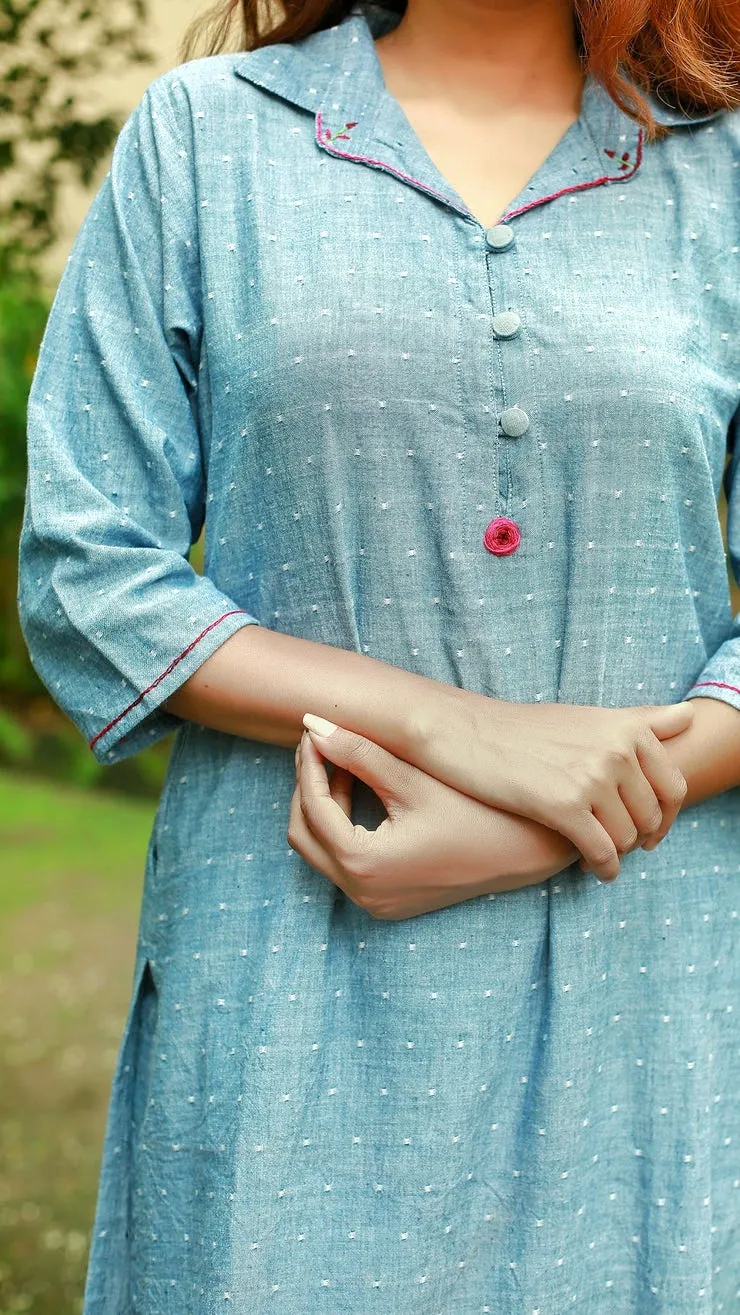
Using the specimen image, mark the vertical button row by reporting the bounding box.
[484,224,526,556]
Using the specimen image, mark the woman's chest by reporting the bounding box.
[212,217,730,391]
[194,125,739,500]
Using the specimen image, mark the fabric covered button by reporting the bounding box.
[485,223,515,251]
[492,311,522,339]
[499,406,530,438]
[483,517,521,555]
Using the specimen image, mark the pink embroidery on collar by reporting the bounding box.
[604,146,633,171]
[503,130,644,221]
[316,111,644,225]
[316,111,460,208]
[322,120,359,143]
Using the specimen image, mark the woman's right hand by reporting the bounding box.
[409,695,694,883]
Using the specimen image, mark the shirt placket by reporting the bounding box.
[315,65,643,568]
[233,9,644,571]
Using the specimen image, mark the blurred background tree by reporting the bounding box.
[0,0,152,278]
[0,0,189,795]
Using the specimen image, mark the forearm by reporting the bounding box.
[163,625,466,755]
[662,695,740,805]
[481,815,580,896]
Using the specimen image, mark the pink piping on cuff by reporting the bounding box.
[316,113,644,224]
[88,609,250,751]
[688,680,740,697]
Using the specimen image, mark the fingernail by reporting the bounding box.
[303,713,338,737]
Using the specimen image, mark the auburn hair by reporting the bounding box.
[179,0,740,143]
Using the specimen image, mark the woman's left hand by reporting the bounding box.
[288,721,581,921]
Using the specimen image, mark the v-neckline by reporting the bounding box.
[368,47,607,230]
[233,4,650,231]
[375,80,593,230]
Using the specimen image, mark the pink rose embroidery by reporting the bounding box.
[483,517,521,556]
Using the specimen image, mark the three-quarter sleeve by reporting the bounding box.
[685,407,740,713]
[17,76,260,765]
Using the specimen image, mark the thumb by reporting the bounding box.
[634,701,694,740]
[302,713,420,807]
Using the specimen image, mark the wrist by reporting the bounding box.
[482,812,580,894]
[659,695,740,807]
[406,682,506,789]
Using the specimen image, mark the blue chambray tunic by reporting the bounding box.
[17,2,740,1310]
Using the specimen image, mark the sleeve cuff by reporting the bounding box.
[684,678,740,715]
[88,607,260,764]
[684,636,740,714]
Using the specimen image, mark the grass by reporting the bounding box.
[0,771,157,1315]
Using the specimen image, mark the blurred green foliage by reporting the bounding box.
[0,0,181,799]
[0,269,186,797]
[0,268,50,697]
[0,770,154,1314]
[0,276,207,793]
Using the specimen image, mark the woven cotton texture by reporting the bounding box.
[17,3,740,1310]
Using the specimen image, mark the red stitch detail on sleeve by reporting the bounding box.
[88,609,250,752]
[688,680,740,697]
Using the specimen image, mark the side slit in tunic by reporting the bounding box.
[18,3,740,1309]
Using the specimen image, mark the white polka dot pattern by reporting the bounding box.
[16,2,740,1311]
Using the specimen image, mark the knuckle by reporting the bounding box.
[620,827,639,852]
[625,713,649,740]
[564,785,593,814]
[673,772,689,803]
[606,741,633,767]
[580,763,603,790]
[590,843,617,869]
[645,806,663,832]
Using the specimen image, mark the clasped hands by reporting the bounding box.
[287,697,694,921]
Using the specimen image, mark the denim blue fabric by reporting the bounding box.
[17,1,740,1310]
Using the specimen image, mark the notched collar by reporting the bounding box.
[231,2,725,225]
